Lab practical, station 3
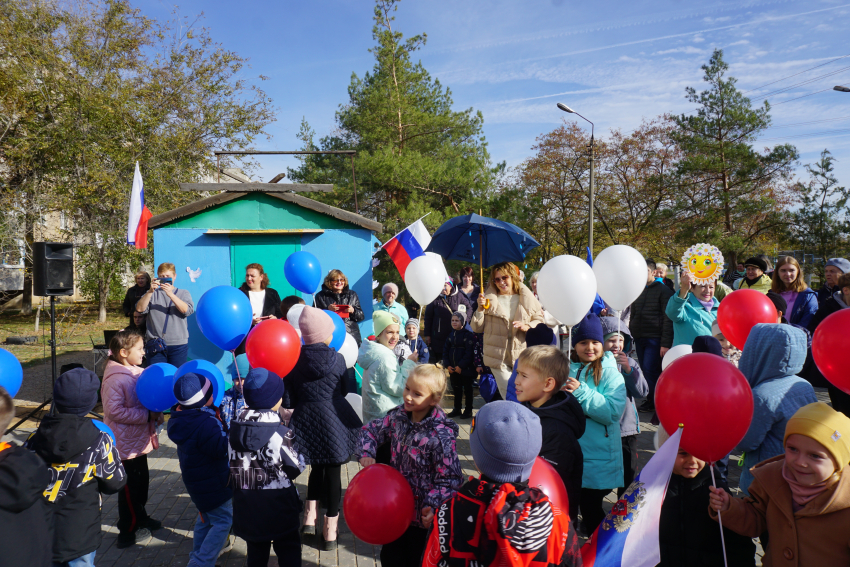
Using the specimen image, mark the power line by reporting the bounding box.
[750,65,850,102]
[742,54,850,94]
[771,84,849,107]
[759,127,850,141]
[766,115,850,129]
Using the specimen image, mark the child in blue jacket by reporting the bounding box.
[167,373,232,567]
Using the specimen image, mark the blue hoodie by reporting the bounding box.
[736,324,817,495]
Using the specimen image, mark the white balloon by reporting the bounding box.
[404,255,446,306]
[339,334,358,369]
[593,245,648,311]
[286,304,306,330]
[537,255,598,327]
[345,393,363,421]
[661,345,692,371]
[425,252,450,281]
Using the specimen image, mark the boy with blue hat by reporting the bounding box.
[167,372,232,567]
[229,368,305,567]
[423,401,582,566]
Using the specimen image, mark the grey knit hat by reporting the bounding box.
[470,401,542,483]
[406,318,419,330]
[451,310,466,325]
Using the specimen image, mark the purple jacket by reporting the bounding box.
[360,405,462,528]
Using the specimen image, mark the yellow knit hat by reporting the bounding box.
[784,402,850,467]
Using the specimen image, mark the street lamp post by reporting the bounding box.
[557,103,595,253]
[834,86,850,92]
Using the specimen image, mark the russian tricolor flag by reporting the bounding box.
[382,219,431,279]
[581,427,681,567]
[127,162,153,249]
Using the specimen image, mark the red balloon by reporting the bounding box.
[343,464,414,545]
[245,320,301,378]
[813,309,850,394]
[656,353,754,463]
[717,289,777,350]
[528,457,569,515]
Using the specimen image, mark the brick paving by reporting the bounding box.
[6,389,831,566]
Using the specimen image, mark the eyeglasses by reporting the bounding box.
[494,276,511,284]
[332,278,346,283]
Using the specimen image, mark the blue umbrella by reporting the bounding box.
[425,213,541,292]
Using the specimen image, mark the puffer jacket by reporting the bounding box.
[374,300,409,328]
[733,274,772,293]
[569,351,627,490]
[659,466,756,567]
[422,479,582,567]
[423,284,473,355]
[283,342,362,465]
[471,283,544,369]
[785,286,819,329]
[166,406,231,513]
[736,324,817,495]
[600,317,648,437]
[313,283,365,345]
[0,442,52,567]
[360,405,463,528]
[442,327,476,376]
[357,339,417,424]
[665,292,719,347]
[523,391,586,522]
[25,415,126,563]
[629,280,674,348]
[710,456,850,567]
[101,360,158,460]
[228,408,306,541]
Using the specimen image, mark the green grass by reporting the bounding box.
[0,303,129,367]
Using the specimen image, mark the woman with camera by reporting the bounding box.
[135,262,194,367]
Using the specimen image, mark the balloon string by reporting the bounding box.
[567,326,572,363]
[709,463,730,567]
[231,350,242,381]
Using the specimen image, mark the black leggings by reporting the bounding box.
[118,455,150,534]
[245,531,301,567]
[450,372,474,410]
[580,488,613,534]
[306,464,342,517]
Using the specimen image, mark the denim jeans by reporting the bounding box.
[148,342,189,368]
[53,551,95,567]
[188,500,233,567]
[634,337,663,403]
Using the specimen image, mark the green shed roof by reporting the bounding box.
[149,192,382,232]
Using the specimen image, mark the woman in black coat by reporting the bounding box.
[235,263,282,356]
[122,271,151,326]
[312,269,364,345]
[282,315,362,550]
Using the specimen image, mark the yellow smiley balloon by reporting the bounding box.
[681,244,724,285]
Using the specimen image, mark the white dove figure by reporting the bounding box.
[371,257,380,268]
[372,280,379,290]
[186,266,202,283]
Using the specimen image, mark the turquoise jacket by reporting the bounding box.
[569,351,627,490]
[665,293,719,347]
[357,340,416,424]
[373,300,409,329]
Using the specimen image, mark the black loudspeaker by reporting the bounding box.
[33,242,74,296]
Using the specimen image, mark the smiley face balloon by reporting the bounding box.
[681,243,724,285]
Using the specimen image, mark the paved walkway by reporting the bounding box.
[8,388,831,566]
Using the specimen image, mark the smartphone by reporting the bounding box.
[157,277,173,285]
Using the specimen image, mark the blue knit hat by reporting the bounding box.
[53,367,100,416]
[470,401,542,483]
[692,335,723,358]
[173,372,213,409]
[571,312,604,347]
[526,324,556,347]
[243,367,284,409]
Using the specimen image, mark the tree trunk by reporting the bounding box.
[97,245,107,323]
[21,203,34,316]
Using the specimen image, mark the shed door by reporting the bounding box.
[230,234,300,298]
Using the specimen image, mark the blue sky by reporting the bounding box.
[138,0,850,184]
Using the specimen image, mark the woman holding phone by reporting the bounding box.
[235,263,282,355]
[314,269,364,346]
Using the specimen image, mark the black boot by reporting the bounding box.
[447,408,463,418]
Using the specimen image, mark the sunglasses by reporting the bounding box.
[332,278,346,283]
[494,275,511,283]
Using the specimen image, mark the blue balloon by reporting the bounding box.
[323,310,347,351]
[284,251,322,294]
[196,286,253,351]
[136,363,178,412]
[0,347,23,398]
[175,359,225,407]
[92,419,116,443]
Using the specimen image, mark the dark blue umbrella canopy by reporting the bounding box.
[424,213,540,267]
